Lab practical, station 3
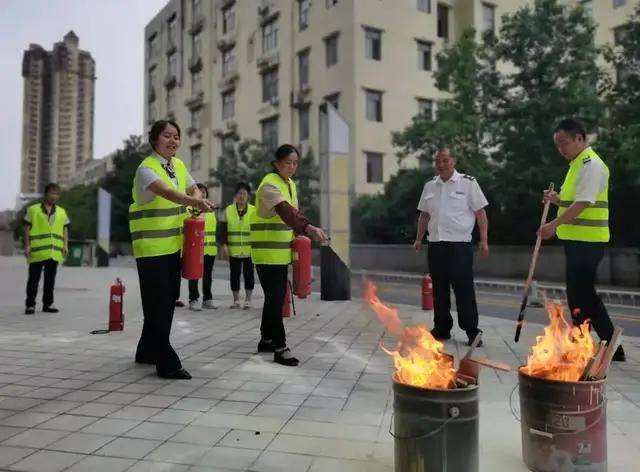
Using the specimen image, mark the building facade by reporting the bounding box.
[20,31,96,194]
[143,0,638,199]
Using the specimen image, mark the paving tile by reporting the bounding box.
[47,431,115,454]
[0,411,56,428]
[197,446,260,469]
[29,400,82,414]
[218,429,275,450]
[37,414,98,432]
[250,451,314,472]
[145,441,211,465]
[132,395,181,408]
[169,397,217,412]
[192,413,287,433]
[80,417,140,435]
[8,450,84,472]
[2,428,69,448]
[94,437,162,459]
[66,455,136,472]
[127,461,189,472]
[67,402,122,417]
[107,405,163,421]
[169,425,229,446]
[0,445,36,468]
[124,421,185,441]
[148,409,202,425]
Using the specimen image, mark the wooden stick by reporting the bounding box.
[580,340,607,381]
[467,357,511,372]
[514,182,554,342]
[593,327,623,380]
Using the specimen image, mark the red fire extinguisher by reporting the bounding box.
[292,235,312,299]
[282,281,292,318]
[109,278,125,331]
[422,274,433,311]
[182,211,205,280]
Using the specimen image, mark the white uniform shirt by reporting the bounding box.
[417,170,488,242]
[573,149,607,204]
[135,153,196,205]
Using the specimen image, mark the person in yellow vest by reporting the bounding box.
[130,120,215,379]
[221,182,255,309]
[251,144,328,366]
[188,183,219,311]
[23,182,69,315]
[538,118,625,362]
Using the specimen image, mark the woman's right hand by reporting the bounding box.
[189,197,216,213]
[305,225,329,243]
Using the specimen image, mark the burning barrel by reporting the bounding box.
[518,369,606,472]
[393,375,479,472]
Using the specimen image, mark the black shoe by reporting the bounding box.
[612,345,626,362]
[467,331,483,347]
[430,328,451,341]
[274,348,299,366]
[158,368,192,379]
[467,338,483,348]
[258,339,275,353]
[25,307,35,315]
[43,305,59,313]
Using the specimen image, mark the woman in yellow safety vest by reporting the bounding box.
[129,120,214,379]
[188,183,219,311]
[221,182,255,309]
[251,144,328,366]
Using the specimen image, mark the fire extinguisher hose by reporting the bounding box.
[289,279,297,317]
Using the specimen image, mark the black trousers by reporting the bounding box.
[230,256,255,292]
[25,259,58,308]
[188,255,215,302]
[256,264,287,349]
[427,242,480,338]
[135,251,182,375]
[564,241,615,342]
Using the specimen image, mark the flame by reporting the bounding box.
[363,280,456,390]
[522,302,595,382]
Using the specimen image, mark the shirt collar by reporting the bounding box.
[571,146,592,167]
[152,151,173,166]
[41,201,56,215]
[435,169,461,185]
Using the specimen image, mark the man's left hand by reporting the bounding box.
[62,246,69,257]
[479,241,489,260]
[537,222,556,240]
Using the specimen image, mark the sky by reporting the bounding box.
[0,0,168,211]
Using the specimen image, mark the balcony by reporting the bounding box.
[217,32,237,51]
[163,74,177,88]
[147,87,156,103]
[185,91,204,109]
[166,40,177,55]
[217,67,239,91]
[225,120,238,131]
[256,51,279,70]
[189,15,205,35]
[258,1,278,23]
[188,55,203,73]
[217,0,235,9]
[290,88,310,108]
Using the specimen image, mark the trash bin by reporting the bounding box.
[65,241,84,266]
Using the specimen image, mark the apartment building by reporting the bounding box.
[20,31,96,193]
[143,0,637,198]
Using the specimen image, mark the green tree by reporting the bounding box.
[596,4,640,246]
[213,138,320,223]
[57,184,98,240]
[489,0,604,243]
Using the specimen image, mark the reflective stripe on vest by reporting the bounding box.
[556,148,610,242]
[27,204,67,264]
[129,156,188,258]
[204,212,218,256]
[251,173,298,265]
[226,204,254,257]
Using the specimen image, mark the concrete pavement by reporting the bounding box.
[0,256,638,472]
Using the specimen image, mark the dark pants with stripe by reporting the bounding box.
[256,264,287,349]
[25,259,58,308]
[230,256,255,292]
[135,251,182,375]
[189,255,215,302]
[427,242,481,339]
[564,241,615,342]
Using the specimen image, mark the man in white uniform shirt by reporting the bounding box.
[413,148,489,346]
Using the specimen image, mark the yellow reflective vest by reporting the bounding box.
[226,203,255,258]
[251,173,298,265]
[556,147,610,243]
[204,212,218,256]
[26,203,68,264]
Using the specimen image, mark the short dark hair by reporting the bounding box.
[44,183,61,194]
[235,182,252,194]
[274,144,300,161]
[196,183,208,199]
[555,119,586,140]
[148,120,181,150]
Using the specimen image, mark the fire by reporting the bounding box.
[522,302,595,382]
[363,280,456,390]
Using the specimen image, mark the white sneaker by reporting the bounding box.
[189,300,202,311]
[243,300,252,310]
[202,299,219,309]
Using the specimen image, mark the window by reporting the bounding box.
[191,107,202,130]
[366,152,383,183]
[261,117,279,151]
[262,68,279,102]
[191,69,202,93]
[299,105,310,141]
[222,90,235,119]
[192,0,202,19]
[191,145,201,171]
[299,0,310,30]
[298,49,310,89]
[166,88,175,112]
[222,136,235,155]
[325,92,340,110]
[365,89,383,122]
[417,98,433,119]
[148,34,158,59]
[192,31,202,59]
[222,48,236,76]
[417,0,431,13]
[613,0,626,8]
[482,3,495,34]
[325,33,339,67]
[613,26,631,83]
[168,52,178,77]
[262,19,278,53]
[365,27,382,61]
[326,0,339,7]
[149,68,158,91]
[222,4,235,34]
[417,41,432,71]
[613,25,627,45]
[168,15,177,47]
[579,0,593,15]
[437,4,449,40]
[149,102,157,122]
